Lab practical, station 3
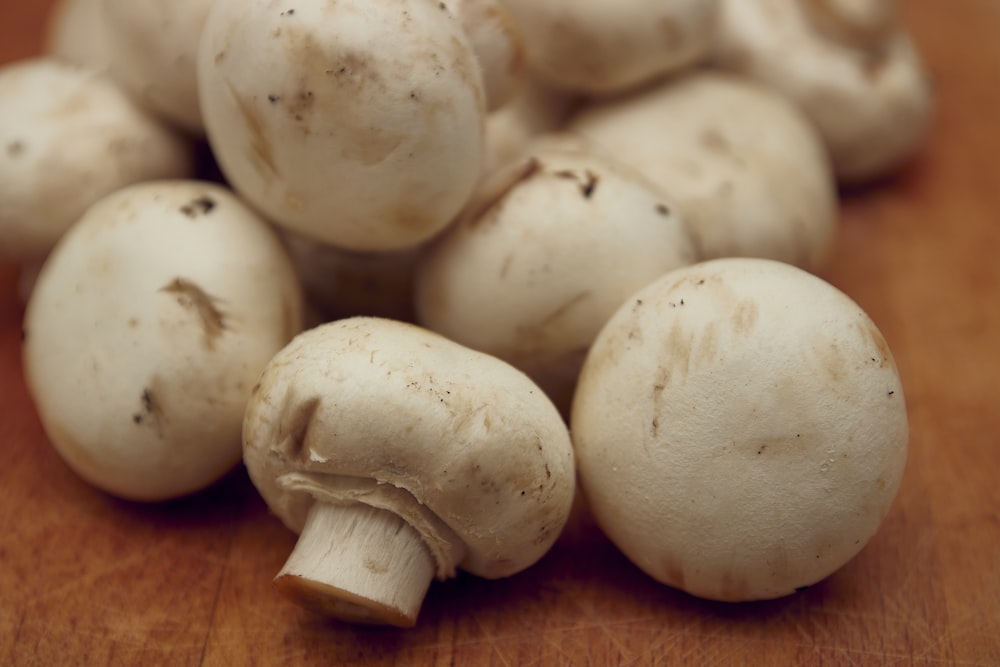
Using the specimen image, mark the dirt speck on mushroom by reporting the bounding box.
[160,277,227,348]
[179,196,216,218]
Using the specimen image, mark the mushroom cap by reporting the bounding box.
[44,0,112,70]
[568,70,837,271]
[197,0,485,252]
[712,0,933,183]
[500,0,718,94]
[571,257,909,601]
[242,317,576,580]
[450,0,526,111]
[0,58,193,263]
[23,180,303,501]
[416,143,696,412]
[104,0,214,134]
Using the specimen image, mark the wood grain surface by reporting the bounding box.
[2,2,999,665]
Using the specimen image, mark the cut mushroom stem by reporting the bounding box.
[274,501,436,628]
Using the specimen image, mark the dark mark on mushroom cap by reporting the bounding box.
[160,277,228,348]
[180,196,217,218]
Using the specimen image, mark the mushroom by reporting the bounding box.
[242,317,575,627]
[0,57,194,295]
[568,70,837,272]
[43,0,112,70]
[498,0,718,95]
[416,141,696,414]
[103,0,215,134]
[197,0,486,252]
[571,257,909,601]
[711,0,934,183]
[22,180,304,501]
[449,0,526,111]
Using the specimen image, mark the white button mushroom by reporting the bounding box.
[0,58,193,267]
[43,0,111,70]
[243,317,576,627]
[711,0,934,183]
[197,0,486,252]
[23,180,304,501]
[416,143,696,413]
[103,0,214,134]
[568,70,837,272]
[571,257,909,601]
[499,0,718,95]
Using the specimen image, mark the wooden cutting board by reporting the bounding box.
[2,2,998,664]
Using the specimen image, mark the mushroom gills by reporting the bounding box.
[274,501,435,628]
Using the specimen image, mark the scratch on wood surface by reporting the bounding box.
[198,543,232,666]
[7,610,26,664]
[470,615,515,667]
[903,605,997,665]
[540,634,578,667]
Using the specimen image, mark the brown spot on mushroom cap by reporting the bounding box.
[281,32,410,166]
[657,319,720,387]
[731,299,759,335]
[699,128,732,154]
[286,89,316,123]
[160,277,228,349]
[279,395,321,462]
[858,317,895,370]
[554,168,600,198]
[179,196,216,218]
[389,208,438,235]
[226,81,278,177]
[132,380,167,437]
[5,140,25,157]
[815,339,847,382]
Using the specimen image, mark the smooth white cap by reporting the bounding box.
[197,0,486,252]
[572,258,909,601]
[23,180,303,501]
[0,58,193,263]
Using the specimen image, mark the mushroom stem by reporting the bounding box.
[274,501,436,628]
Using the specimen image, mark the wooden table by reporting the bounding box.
[2,2,998,664]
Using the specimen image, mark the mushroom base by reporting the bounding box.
[274,501,436,628]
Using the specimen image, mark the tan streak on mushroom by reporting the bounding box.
[160,277,228,350]
[225,81,278,178]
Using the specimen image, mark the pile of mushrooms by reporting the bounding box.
[5,0,926,626]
